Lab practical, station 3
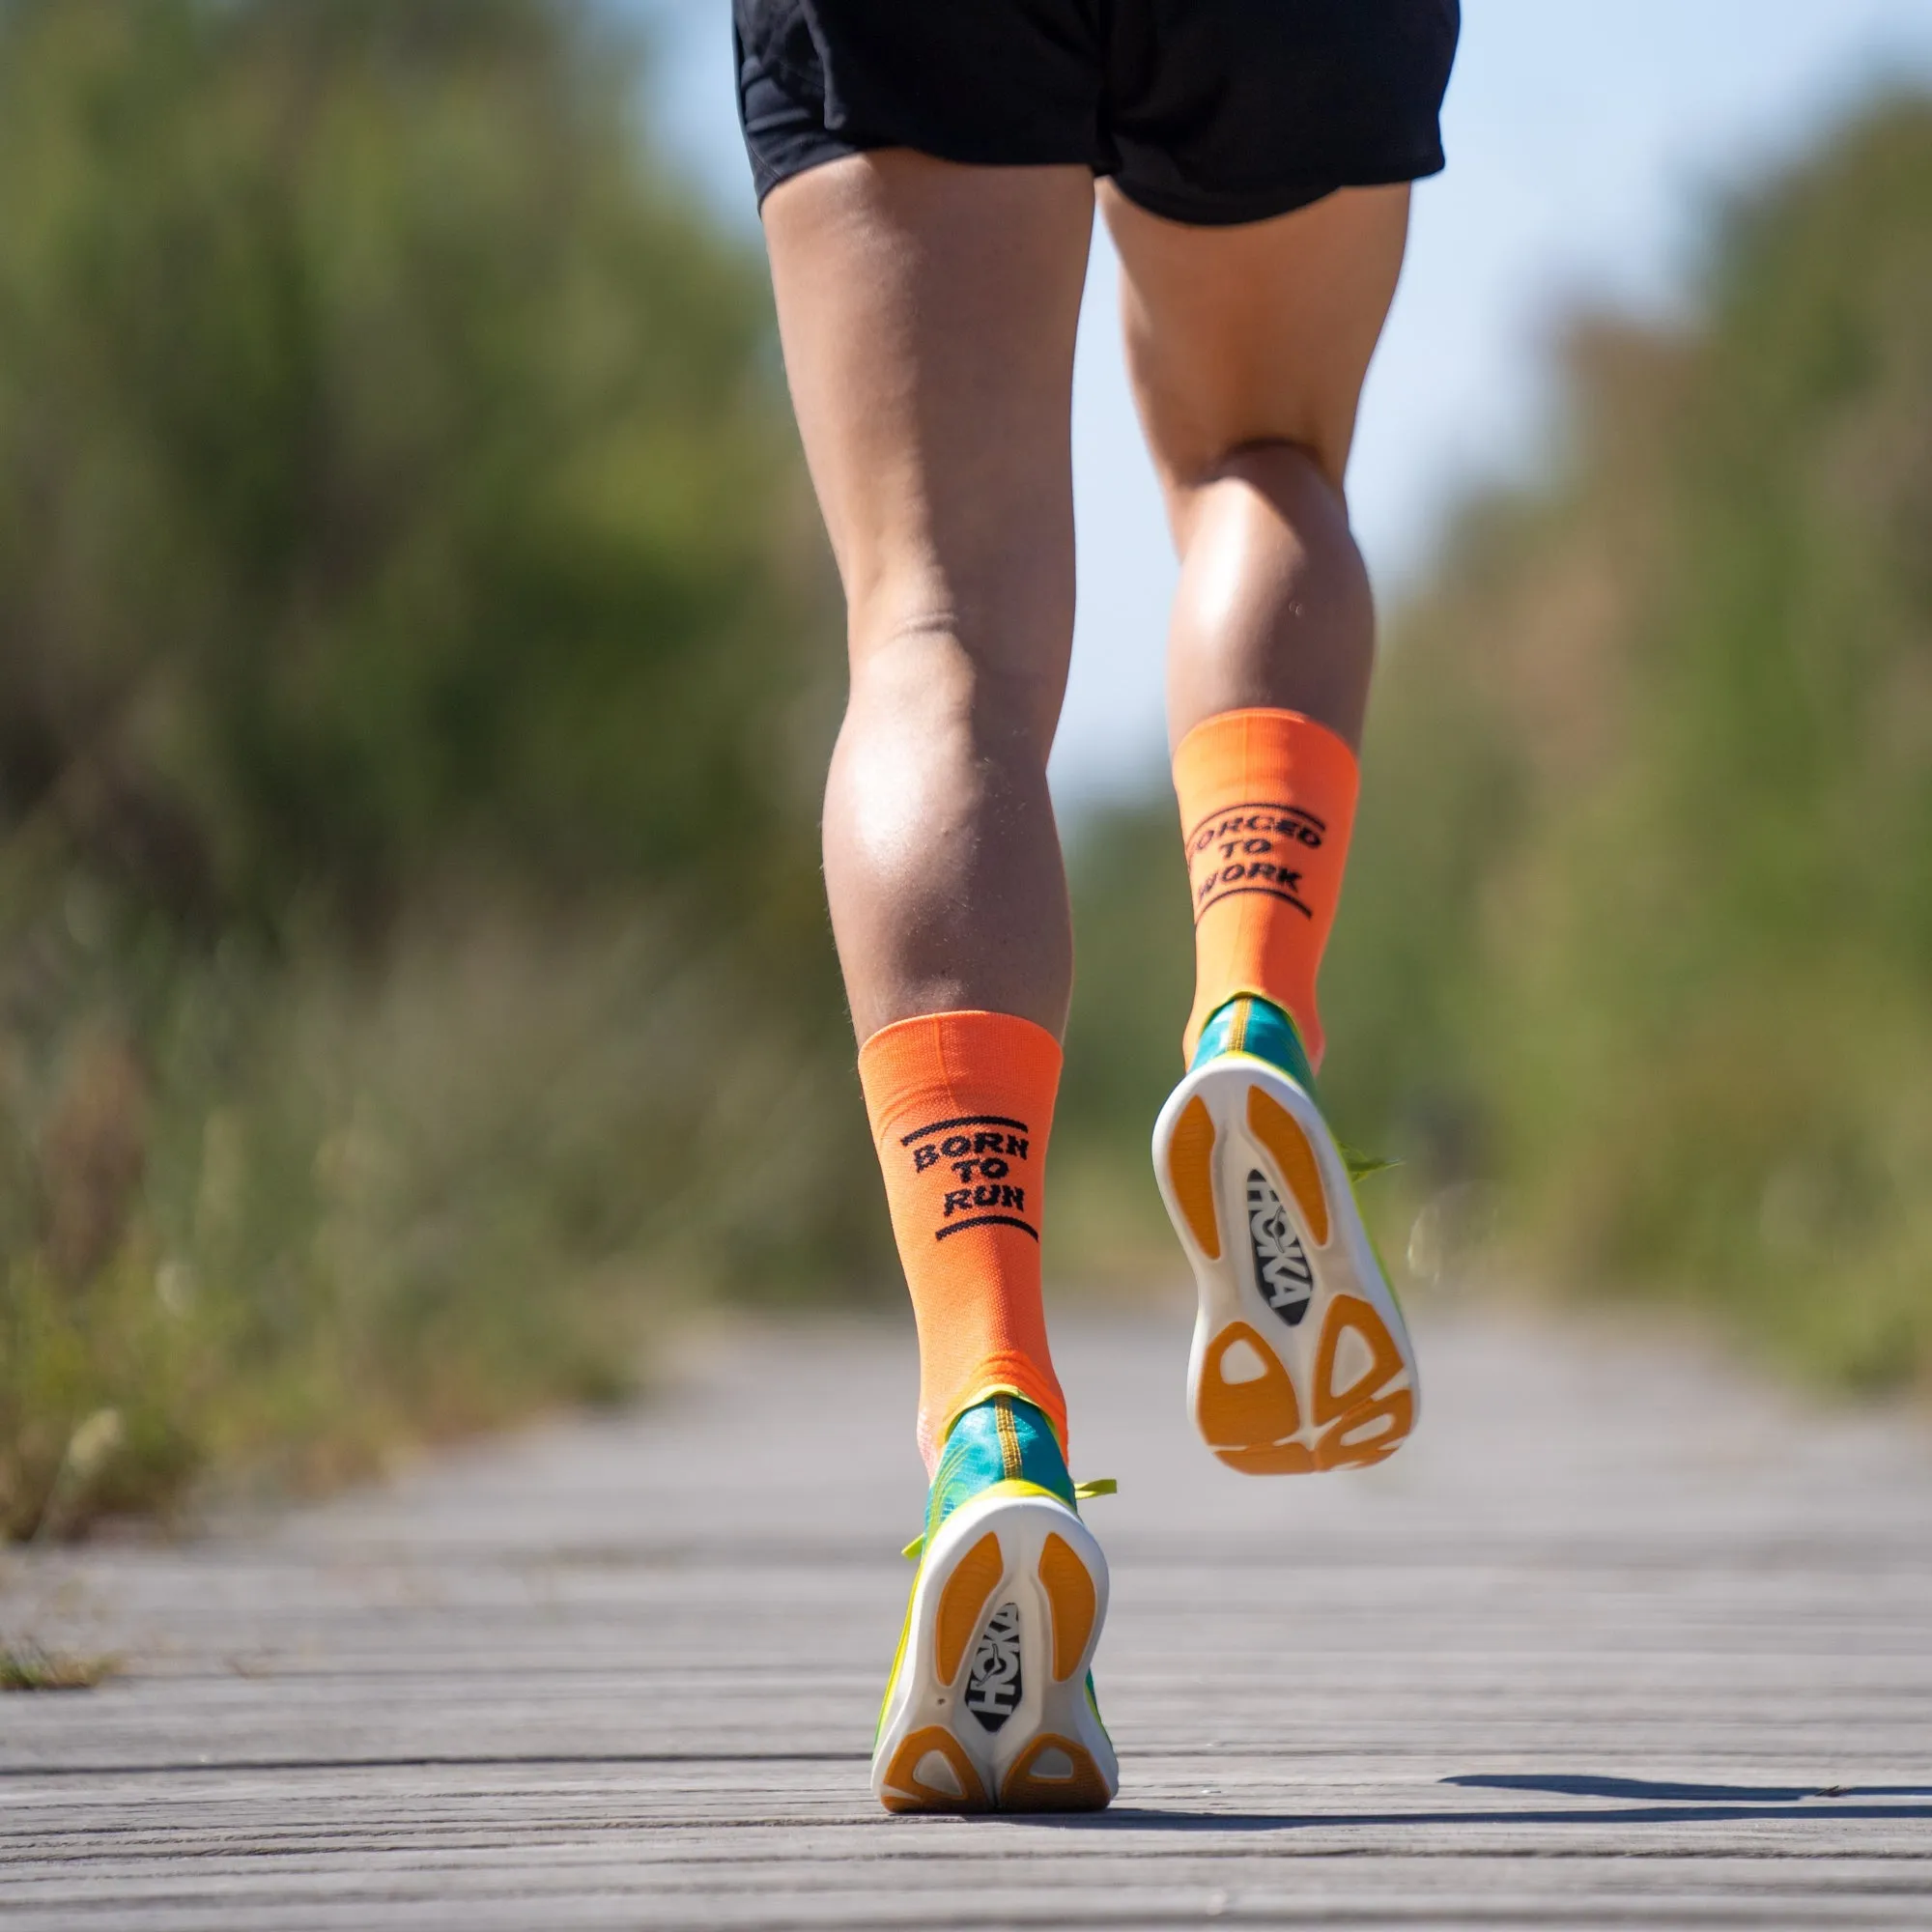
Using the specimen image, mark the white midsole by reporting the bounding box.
[1152,1052,1420,1463]
[872,1490,1116,1806]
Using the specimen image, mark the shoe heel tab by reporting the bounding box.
[1193,996,1317,1093]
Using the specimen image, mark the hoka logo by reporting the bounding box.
[1248,1170,1314,1326]
[963,1602,1023,1732]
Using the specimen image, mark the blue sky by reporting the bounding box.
[635,1,1932,805]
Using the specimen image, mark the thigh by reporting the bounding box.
[762,152,1094,725]
[1101,182,1409,520]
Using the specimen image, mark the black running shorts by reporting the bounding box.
[734,0,1459,226]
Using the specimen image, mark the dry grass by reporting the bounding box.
[1,892,879,1544]
[0,1639,118,1691]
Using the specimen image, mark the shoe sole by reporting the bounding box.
[872,1491,1117,1814]
[1152,1054,1419,1474]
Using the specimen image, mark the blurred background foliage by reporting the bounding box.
[2,0,1927,1541]
[0,0,877,1539]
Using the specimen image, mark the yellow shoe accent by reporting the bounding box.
[901,1476,1112,1562]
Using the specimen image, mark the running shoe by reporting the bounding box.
[1152,994,1418,1474]
[871,1392,1117,1814]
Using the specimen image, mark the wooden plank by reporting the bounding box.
[2,1304,1929,1927]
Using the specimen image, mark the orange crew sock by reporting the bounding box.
[1174,707,1361,1066]
[857,1009,1067,1473]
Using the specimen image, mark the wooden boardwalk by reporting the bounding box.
[3,1303,1930,1927]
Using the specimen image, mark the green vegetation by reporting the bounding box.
[0,0,879,1540]
[1053,794,1197,1281]
[1069,95,1932,1395]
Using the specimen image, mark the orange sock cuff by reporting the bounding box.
[857,1010,1067,1472]
[1173,707,1360,1066]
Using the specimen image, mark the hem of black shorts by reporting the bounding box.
[753,145,1448,220]
[1111,151,1446,228]
[749,134,861,208]
[752,133,1118,209]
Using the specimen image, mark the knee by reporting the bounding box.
[1191,437,1344,514]
[1171,438,1358,560]
[847,590,1066,762]
[1212,437,1340,497]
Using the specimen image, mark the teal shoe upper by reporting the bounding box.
[923,1393,1075,1550]
[1190,994,1318,1092]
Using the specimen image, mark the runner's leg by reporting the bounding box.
[1125,184,1423,1475]
[1104,183,1409,755]
[763,151,1091,1463]
[1105,182,1408,1062]
[763,153,1092,1043]
[764,154,1118,1811]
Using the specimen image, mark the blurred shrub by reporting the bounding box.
[0,0,879,1538]
[1066,95,1932,1394]
[1053,791,1195,1282]
[0,0,835,934]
